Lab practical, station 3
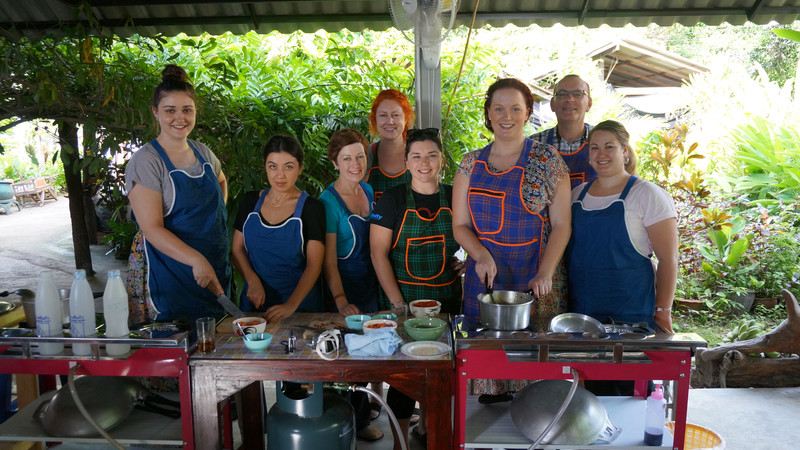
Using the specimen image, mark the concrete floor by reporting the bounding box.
[3,197,799,449]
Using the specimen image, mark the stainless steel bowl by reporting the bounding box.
[510,379,621,445]
[549,313,605,334]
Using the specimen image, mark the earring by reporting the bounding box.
[625,157,630,164]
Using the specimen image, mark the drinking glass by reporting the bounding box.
[391,303,408,325]
[196,317,216,353]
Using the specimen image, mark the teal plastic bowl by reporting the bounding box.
[243,332,273,352]
[345,314,372,331]
[371,313,398,321]
[404,317,447,341]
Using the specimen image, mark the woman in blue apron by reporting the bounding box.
[365,89,414,200]
[320,129,379,316]
[126,65,231,324]
[452,78,572,402]
[231,135,326,323]
[567,120,678,333]
[371,128,463,449]
[319,129,384,442]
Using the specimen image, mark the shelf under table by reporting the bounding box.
[0,390,183,446]
[464,394,674,449]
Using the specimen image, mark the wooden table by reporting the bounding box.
[189,312,454,450]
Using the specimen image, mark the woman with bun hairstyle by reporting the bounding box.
[365,89,415,200]
[125,64,231,323]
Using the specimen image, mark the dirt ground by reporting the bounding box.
[0,195,127,297]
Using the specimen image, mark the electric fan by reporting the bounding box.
[389,0,460,69]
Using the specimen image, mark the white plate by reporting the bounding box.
[400,340,450,359]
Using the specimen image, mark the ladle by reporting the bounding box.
[484,274,496,304]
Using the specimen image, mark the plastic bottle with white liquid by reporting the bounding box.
[35,270,64,355]
[102,270,131,356]
[644,383,666,446]
[69,269,97,355]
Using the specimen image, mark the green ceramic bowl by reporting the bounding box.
[404,317,447,341]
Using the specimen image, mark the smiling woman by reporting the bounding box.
[125,64,231,324]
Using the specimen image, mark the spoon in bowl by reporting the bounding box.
[235,321,252,341]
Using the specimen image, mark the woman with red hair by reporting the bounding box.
[366,89,415,200]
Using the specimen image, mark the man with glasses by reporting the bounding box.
[531,74,595,189]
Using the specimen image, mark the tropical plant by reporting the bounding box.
[698,213,760,297]
[715,116,800,206]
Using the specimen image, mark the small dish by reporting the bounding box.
[243,332,273,352]
[408,299,441,318]
[400,341,450,359]
[232,317,267,336]
[362,319,397,333]
[345,314,372,331]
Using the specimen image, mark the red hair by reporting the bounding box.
[367,89,415,140]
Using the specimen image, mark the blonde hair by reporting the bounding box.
[588,120,637,175]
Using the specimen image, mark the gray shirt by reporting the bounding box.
[125,139,222,215]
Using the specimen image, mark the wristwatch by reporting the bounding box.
[656,306,672,312]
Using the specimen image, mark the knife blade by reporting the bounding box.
[209,286,246,318]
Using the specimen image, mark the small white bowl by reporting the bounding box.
[232,317,267,336]
[409,300,442,318]
[362,319,398,333]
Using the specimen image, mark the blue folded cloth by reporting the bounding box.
[345,329,403,356]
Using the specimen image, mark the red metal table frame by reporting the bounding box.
[455,343,696,450]
[189,312,454,450]
[0,345,194,449]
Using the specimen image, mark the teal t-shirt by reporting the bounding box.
[319,182,375,258]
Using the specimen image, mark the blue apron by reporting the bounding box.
[325,182,379,313]
[143,139,230,323]
[240,189,322,313]
[544,126,596,190]
[567,176,656,327]
[463,139,544,318]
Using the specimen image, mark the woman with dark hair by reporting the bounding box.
[320,129,379,316]
[365,89,416,200]
[568,120,677,332]
[126,64,231,323]
[370,128,462,449]
[231,135,326,322]
[452,77,572,400]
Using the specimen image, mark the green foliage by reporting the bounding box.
[715,116,800,205]
[697,214,760,295]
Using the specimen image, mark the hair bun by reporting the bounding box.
[161,64,189,83]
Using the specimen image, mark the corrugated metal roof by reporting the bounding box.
[2,1,799,38]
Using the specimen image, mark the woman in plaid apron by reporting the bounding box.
[453,78,572,399]
[370,127,462,449]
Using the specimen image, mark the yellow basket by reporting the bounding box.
[666,422,726,450]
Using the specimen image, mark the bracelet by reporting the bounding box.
[656,306,672,312]
[333,293,346,300]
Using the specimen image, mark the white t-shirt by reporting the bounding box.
[571,179,676,257]
[125,139,221,215]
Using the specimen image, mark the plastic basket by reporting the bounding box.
[666,422,726,450]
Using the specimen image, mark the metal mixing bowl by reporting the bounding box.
[549,313,605,334]
[510,379,621,445]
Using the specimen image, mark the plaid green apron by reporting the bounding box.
[379,183,462,313]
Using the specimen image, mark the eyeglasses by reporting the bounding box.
[554,89,588,100]
[406,128,440,140]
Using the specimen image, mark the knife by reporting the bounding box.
[209,286,246,318]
